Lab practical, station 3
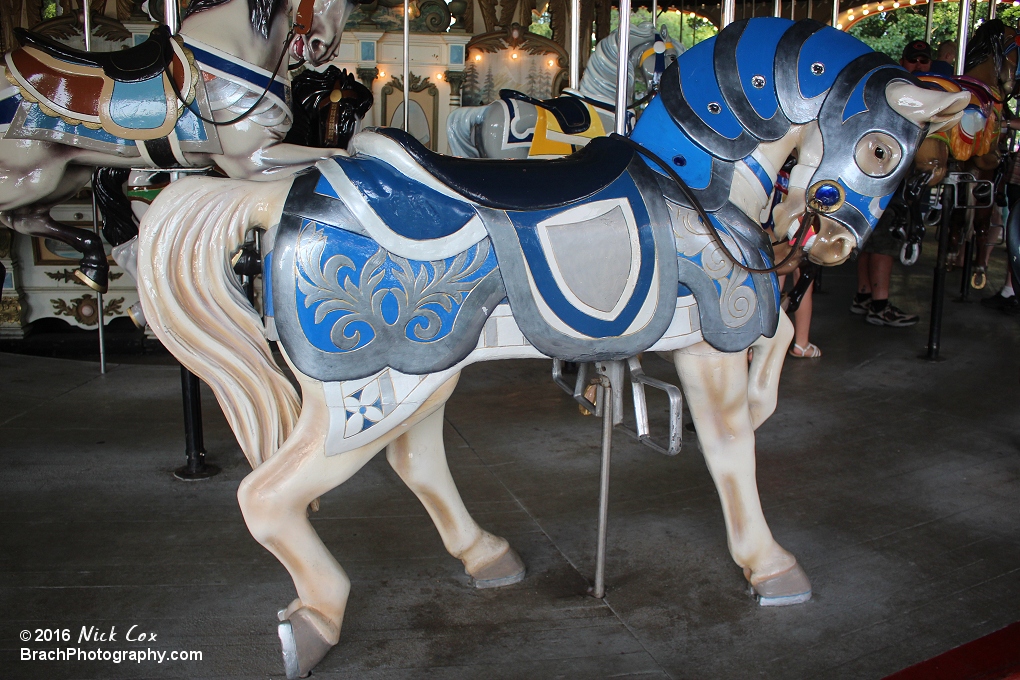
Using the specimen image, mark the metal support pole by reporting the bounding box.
[82,1,106,374]
[960,235,975,300]
[174,366,221,480]
[790,0,795,20]
[165,0,181,34]
[615,0,631,135]
[925,0,935,44]
[91,197,106,374]
[570,0,580,90]
[956,0,972,76]
[831,0,839,26]
[989,0,996,20]
[925,185,954,361]
[652,0,658,26]
[723,0,735,25]
[592,373,613,599]
[774,0,781,18]
[403,0,410,131]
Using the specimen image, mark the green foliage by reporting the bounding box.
[610,8,719,49]
[847,3,1020,61]
[528,9,553,38]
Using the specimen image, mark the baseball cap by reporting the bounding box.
[902,40,933,61]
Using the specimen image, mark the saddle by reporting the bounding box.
[5,25,197,140]
[499,89,593,135]
[374,128,634,211]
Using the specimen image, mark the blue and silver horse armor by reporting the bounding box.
[267,18,926,383]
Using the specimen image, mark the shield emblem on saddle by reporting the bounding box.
[4,26,198,141]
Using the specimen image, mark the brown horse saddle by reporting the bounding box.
[4,25,198,140]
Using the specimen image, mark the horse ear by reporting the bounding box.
[885,81,970,133]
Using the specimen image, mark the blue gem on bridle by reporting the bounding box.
[807,180,845,213]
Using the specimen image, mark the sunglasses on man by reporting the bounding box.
[907,56,931,64]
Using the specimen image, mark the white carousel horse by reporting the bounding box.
[135,19,967,679]
[446,21,681,159]
[0,0,360,292]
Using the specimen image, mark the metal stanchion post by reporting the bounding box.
[403,0,410,131]
[570,0,580,90]
[592,373,613,599]
[174,366,221,480]
[925,185,954,361]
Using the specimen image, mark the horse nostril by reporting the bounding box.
[310,38,324,56]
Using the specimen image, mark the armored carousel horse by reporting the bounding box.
[0,0,364,293]
[447,21,680,159]
[135,18,967,679]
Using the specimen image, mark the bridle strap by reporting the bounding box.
[609,134,816,276]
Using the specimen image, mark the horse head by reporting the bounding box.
[964,18,1020,96]
[291,66,373,148]
[578,21,681,105]
[776,74,968,265]
[289,0,361,66]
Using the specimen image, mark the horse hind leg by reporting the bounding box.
[386,396,525,589]
[673,344,811,607]
[238,369,468,678]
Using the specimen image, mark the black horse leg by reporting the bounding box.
[14,209,109,293]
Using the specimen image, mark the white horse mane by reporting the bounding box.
[576,22,671,105]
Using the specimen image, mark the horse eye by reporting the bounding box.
[875,147,886,160]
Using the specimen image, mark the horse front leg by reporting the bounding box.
[236,371,462,679]
[673,343,811,606]
[747,310,794,430]
[386,400,525,588]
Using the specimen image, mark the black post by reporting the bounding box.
[925,184,954,361]
[959,236,974,300]
[174,365,220,480]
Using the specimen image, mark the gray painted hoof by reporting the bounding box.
[750,562,812,607]
[278,608,334,679]
[471,547,526,589]
[126,302,146,329]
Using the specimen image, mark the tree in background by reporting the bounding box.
[849,3,1020,61]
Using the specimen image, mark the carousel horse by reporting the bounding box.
[136,18,967,679]
[446,21,681,159]
[909,20,1018,281]
[862,21,1018,269]
[88,64,374,328]
[0,0,364,293]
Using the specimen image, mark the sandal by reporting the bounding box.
[788,342,822,359]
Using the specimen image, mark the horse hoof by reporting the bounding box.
[471,546,526,589]
[750,562,812,607]
[278,607,336,679]
[971,270,987,290]
[74,266,108,294]
[126,302,147,329]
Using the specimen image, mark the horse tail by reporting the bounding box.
[92,167,137,247]
[446,105,488,158]
[136,176,300,468]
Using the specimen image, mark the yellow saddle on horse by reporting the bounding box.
[4,25,198,140]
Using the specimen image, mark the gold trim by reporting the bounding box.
[807,180,846,215]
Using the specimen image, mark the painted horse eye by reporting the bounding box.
[855,132,902,177]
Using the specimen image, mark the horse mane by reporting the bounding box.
[964,18,1006,74]
[184,0,288,39]
[576,21,658,104]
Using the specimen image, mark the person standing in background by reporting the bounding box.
[930,41,957,76]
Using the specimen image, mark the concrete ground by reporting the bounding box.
[2,246,1019,680]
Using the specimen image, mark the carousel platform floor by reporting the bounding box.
[2,251,1019,680]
